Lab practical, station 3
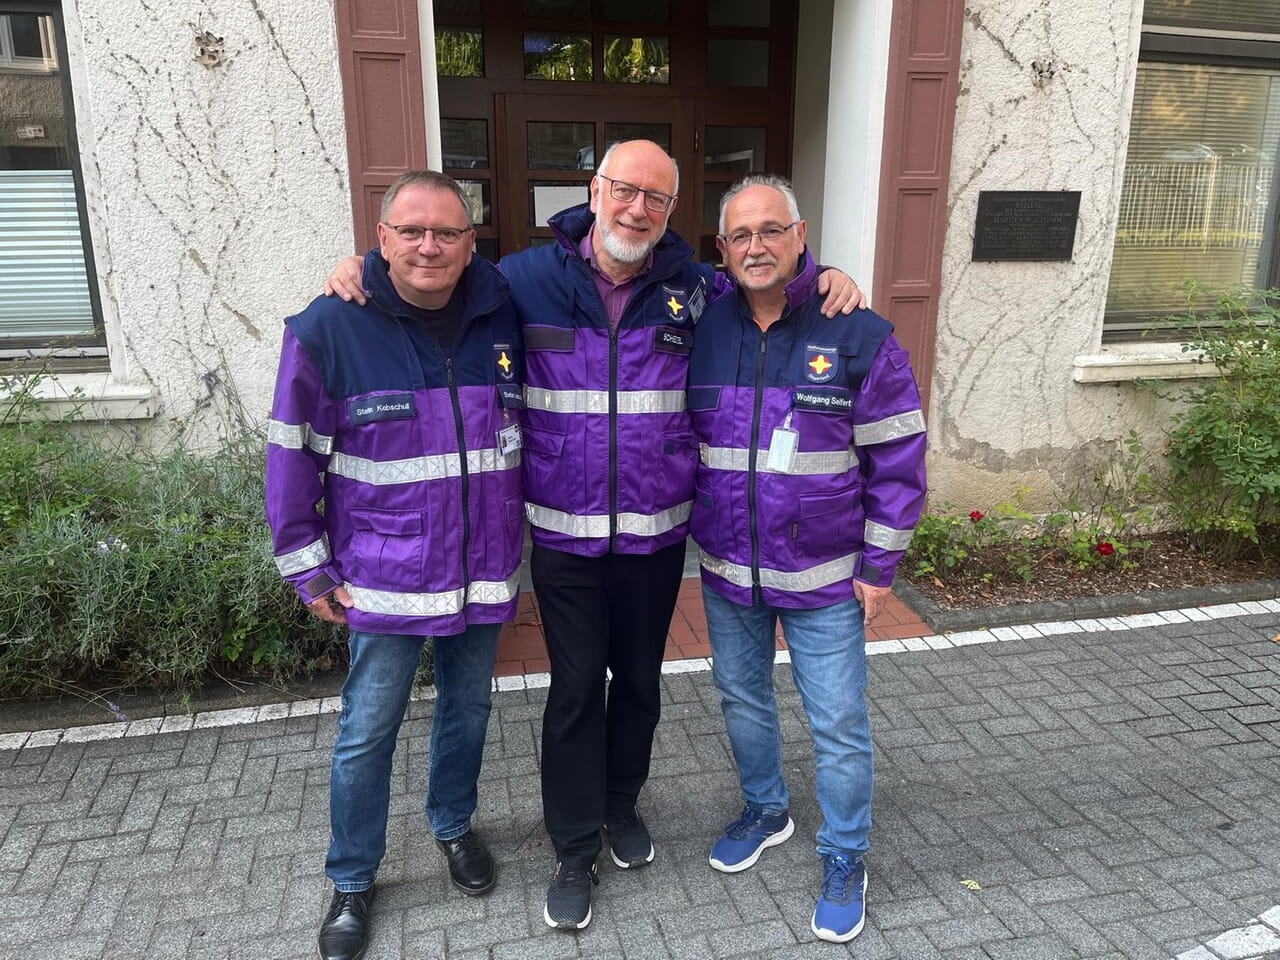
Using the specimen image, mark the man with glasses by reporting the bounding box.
[267,170,524,960]
[687,174,926,943]
[323,141,863,930]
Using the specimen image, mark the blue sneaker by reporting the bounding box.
[811,854,867,943]
[708,805,794,873]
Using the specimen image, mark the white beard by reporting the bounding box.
[597,216,655,264]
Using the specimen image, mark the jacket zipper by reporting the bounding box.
[747,327,767,604]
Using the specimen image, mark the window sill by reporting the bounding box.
[1,373,159,422]
[1072,342,1213,384]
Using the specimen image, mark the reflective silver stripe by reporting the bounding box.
[699,548,862,593]
[525,500,692,539]
[699,443,857,476]
[328,447,519,486]
[268,418,334,455]
[864,520,914,551]
[854,410,925,446]
[345,573,520,618]
[524,387,686,414]
[274,535,330,576]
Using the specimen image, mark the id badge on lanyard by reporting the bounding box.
[767,411,798,473]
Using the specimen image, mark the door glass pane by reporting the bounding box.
[601,0,669,22]
[525,32,593,81]
[707,38,768,87]
[1106,62,1280,330]
[708,0,770,27]
[603,36,670,84]
[441,119,488,169]
[705,126,765,173]
[529,181,590,227]
[456,179,491,226]
[436,28,485,77]
[703,183,730,230]
[434,0,482,14]
[475,237,499,263]
[525,0,590,16]
[528,122,595,170]
[1144,0,1279,33]
[603,123,671,154]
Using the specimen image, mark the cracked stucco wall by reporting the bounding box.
[68,0,351,447]
[930,0,1162,510]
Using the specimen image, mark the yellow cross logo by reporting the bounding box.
[667,296,684,316]
[809,354,832,375]
[497,351,512,374]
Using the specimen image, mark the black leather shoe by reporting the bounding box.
[435,829,496,895]
[318,886,373,960]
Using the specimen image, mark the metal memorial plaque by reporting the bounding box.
[971,190,1081,262]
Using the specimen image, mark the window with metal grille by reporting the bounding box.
[1104,1,1280,339]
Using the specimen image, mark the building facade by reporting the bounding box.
[4,0,1277,508]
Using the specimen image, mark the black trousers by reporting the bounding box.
[532,539,687,867]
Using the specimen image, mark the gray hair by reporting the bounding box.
[717,174,801,234]
[597,140,681,197]
[380,170,474,228]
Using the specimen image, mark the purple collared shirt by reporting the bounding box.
[579,225,654,329]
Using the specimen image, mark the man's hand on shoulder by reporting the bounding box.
[815,269,868,318]
[307,585,353,625]
[853,580,891,626]
[323,256,367,305]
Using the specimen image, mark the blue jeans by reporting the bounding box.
[702,584,873,858]
[326,625,500,891]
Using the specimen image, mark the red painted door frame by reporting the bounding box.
[335,0,429,255]
[872,0,965,420]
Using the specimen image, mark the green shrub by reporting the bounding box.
[1147,284,1280,558]
[0,374,344,698]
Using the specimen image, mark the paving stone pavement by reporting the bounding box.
[3,612,1280,960]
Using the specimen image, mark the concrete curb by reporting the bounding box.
[895,576,1280,633]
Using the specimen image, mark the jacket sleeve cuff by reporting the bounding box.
[853,555,896,588]
[290,566,343,605]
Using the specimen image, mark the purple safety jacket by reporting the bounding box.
[264,252,524,637]
[687,250,928,609]
[499,203,715,557]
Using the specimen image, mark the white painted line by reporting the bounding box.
[256,703,290,722]
[0,731,29,751]
[1178,606,1212,621]
[923,635,954,650]
[1096,617,1128,631]
[24,729,63,748]
[495,675,525,692]
[1158,610,1190,623]
[1170,906,1280,960]
[948,630,997,646]
[124,717,164,737]
[1199,603,1247,618]
[898,636,933,651]
[1012,624,1043,639]
[524,672,551,689]
[62,723,126,743]
[989,627,1020,642]
[866,639,906,655]
[158,716,194,734]
[1030,620,1085,635]
[1237,600,1270,615]
[288,700,322,718]
[662,657,712,674]
[772,650,792,665]
[1258,599,1280,614]
[195,708,259,729]
[1118,613,1168,629]
[1075,619,1108,632]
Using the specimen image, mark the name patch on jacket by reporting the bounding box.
[349,393,416,424]
[805,343,839,383]
[498,383,526,409]
[654,325,692,355]
[792,387,852,413]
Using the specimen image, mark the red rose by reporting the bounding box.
[969,511,984,523]
[1095,541,1115,556]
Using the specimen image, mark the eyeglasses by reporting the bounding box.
[597,175,676,214]
[719,222,800,251]
[383,223,472,245]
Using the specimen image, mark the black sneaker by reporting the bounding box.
[543,861,599,930]
[604,809,655,869]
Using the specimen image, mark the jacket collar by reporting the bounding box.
[547,202,694,282]
[360,250,510,323]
